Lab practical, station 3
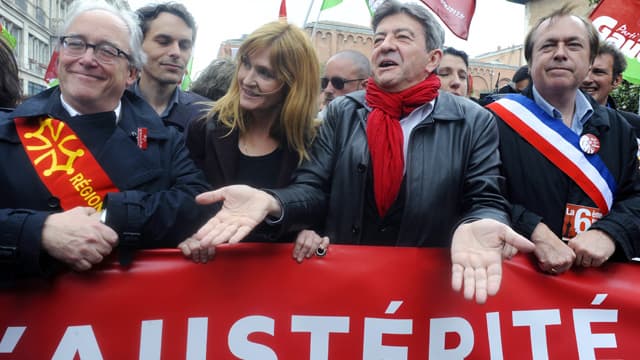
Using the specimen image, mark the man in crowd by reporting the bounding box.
[497,65,530,94]
[487,6,640,275]
[580,41,640,134]
[189,58,235,101]
[318,50,370,119]
[0,0,210,283]
[186,0,534,304]
[437,47,470,97]
[133,2,208,131]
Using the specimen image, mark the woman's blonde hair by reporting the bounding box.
[210,21,320,162]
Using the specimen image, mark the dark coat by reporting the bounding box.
[0,87,211,279]
[494,88,640,259]
[163,90,210,132]
[270,90,510,247]
[185,114,301,242]
[607,95,640,138]
[185,115,299,189]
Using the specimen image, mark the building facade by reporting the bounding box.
[470,45,525,98]
[215,20,374,69]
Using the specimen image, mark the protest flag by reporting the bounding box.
[590,0,640,84]
[181,56,193,91]
[420,0,476,40]
[44,50,59,87]
[321,0,343,11]
[279,0,287,21]
[0,22,17,49]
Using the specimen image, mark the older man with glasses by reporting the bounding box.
[318,50,371,119]
[0,0,210,284]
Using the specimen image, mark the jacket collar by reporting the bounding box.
[0,87,171,141]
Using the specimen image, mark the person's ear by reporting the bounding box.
[612,74,623,89]
[359,78,368,89]
[126,67,138,86]
[425,48,443,74]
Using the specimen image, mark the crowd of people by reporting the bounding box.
[1,0,639,304]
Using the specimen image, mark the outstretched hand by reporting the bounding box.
[193,185,280,247]
[451,219,534,304]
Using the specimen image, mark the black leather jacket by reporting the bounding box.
[270,90,510,247]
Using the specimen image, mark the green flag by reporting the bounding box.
[181,57,193,91]
[623,58,640,85]
[364,0,374,15]
[0,23,17,49]
[321,0,343,10]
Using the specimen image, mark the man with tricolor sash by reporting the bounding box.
[486,6,640,275]
[0,0,210,284]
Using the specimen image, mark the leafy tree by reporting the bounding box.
[612,81,640,113]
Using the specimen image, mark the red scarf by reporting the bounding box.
[365,74,441,217]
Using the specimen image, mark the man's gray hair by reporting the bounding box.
[372,0,445,51]
[59,0,146,70]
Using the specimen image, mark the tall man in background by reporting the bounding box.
[134,2,208,131]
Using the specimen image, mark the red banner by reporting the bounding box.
[589,0,640,84]
[1,244,639,359]
[420,0,476,40]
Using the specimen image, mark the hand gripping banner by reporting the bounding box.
[0,244,639,359]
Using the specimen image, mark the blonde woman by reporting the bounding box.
[179,21,328,262]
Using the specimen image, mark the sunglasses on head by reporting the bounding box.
[321,77,365,90]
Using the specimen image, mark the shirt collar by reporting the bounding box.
[60,94,122,122]
[401,99,435,123]
[132,80,180,119]
[531,85,593,128]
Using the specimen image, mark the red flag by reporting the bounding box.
[279,0,287,20]
[589,0,640,84]
[44,50,59,84]
[420,0,476,40]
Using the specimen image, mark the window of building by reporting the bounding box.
[27,81,46,96]
[28,35,49,75]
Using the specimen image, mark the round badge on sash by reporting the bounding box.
[579,134,600,154]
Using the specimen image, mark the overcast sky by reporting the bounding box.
[128,0,526,79]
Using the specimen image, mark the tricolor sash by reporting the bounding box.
[486,94,616,215]
[15,116,119,211]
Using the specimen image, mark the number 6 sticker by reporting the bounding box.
[562,203,602,241]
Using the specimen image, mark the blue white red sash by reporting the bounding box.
[486,94,616,215]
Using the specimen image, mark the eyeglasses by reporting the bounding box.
[60,36,131,64]
[321,77,365,90]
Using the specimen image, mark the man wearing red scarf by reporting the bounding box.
[186,0,534,304]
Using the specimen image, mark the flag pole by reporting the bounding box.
[303,0,316,27]
[311,1,323,44]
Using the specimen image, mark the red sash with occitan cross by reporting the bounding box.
[15,116,119,211]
